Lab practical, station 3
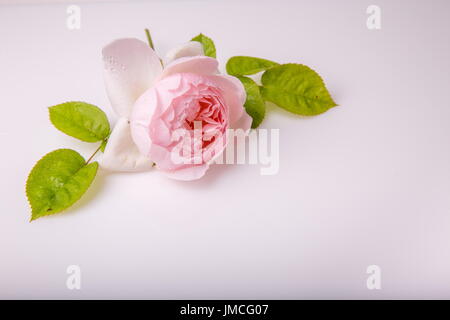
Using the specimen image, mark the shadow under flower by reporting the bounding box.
[167,162,237,190]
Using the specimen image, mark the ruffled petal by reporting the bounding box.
[208,74,247,125]
[160,56,218,79]
[164,41,204,65]
[99,117,153,172]
[102,38,163,118]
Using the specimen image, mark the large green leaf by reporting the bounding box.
[237,76,265,128]
[260,64,337,115]
[49,101,110,142]
[226,56,278,76]
[26,149,98,221]
[191,33,216,58]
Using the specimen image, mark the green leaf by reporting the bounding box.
[26,149,98,221]
[49,101,110,142]
[191,33,216,58]
[237,76,266,128]
[260,63,337,115]
[226,56,279,76]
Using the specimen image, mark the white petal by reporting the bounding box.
[164,41,204,65]
[102,38,163,118]
[99,117,153,172]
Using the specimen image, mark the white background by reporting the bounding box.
[1,0,450,299]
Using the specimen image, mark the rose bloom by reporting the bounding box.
[99,38,251,181]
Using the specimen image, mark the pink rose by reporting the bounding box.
[99,38,251,181]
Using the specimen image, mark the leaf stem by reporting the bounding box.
[144,28,163,67]
[86,142,104,164]
[145,28,155,50]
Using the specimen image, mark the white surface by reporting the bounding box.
[1,0,450,299]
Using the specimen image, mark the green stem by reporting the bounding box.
[145,28,163,66]
[86,142,104,164]
[145,28,155,50]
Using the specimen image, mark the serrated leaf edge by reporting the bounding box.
[25,149,99,222]
[226,56,279,76]
[261,63,338,115]
[191,33,217,58]
[237,76,266,128]
[48,101,110,142]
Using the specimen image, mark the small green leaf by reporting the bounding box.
[191,33,216,58]
[26,149,98,221]
[226,56,279,76]
[49,101,110,142]
[237,76,266,128]
[260,64,337,115]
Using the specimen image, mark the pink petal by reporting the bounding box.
[160,56,218,79]
[102,38,163,118]
[149,143,183,171]
[130,87,158,157]
[231,109,252,131]
[130,75,188,156]
[208,74,247,125]
[163,164,210,181]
